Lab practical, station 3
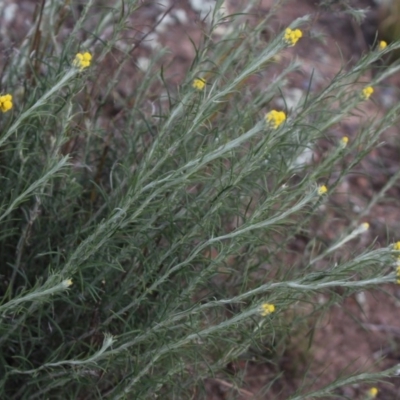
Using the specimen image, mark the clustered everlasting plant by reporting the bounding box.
[362,85,374,100]
[317,184,328,195]
[265,109,287,129]
[340,135,349,147]
[1,1,400,399]
[283,27,303,46]
[379,40,387,50]
[369,387,379,398]
[0,94,13,113]
[260,303,276,316]
[73,51,92,69]
[192,77,206,90]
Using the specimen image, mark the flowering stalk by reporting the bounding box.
[0,68,78,147]
[309,223,370,265]
[0,278,73,314]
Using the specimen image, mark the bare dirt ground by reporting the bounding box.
[1,0,400,399]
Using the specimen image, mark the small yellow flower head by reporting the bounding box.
[378,40,387,50]
[192,78,206,90]
[62,279,73,288]
[393,241,400,251]
[265,110,286,129]
[0,94,13,113]
[318,185,328,195]
[260,303,275,316]
[361,86,374,100]
[340,136,349,147]
[361,222,370,231]
[283,28,303,47]
[73,52,92,69]
[368,387,378,398]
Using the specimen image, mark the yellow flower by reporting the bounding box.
[73,52,92,69]
[340,136,349,147]
[394,241,400,251]
[62,279,73,288]
[192,78,206,90]
[0,94,13,113]
[378,40,387,50]
[265,110,286,129]
[361,86,374,100]
[361,222,369,231]
[260,303,275,316]
[368,387,378,398]
[318,185,328,195]
[283,28,303,46]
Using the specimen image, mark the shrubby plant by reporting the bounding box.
[0,1,400,398]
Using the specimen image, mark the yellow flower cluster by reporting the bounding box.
[284,28,303,46]
[0,94,13,113]
[318,185,328,195]
[361,222,369,231]
[73,52,92,69]
[265,110,286,129]
[192,78,206,90]
[361,86,374,100]
[368,387,378,398]
[378,40,387,50]
[340,136,349,147]
[260,303,275,316]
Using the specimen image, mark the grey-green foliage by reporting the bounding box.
[0,1,399,399]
